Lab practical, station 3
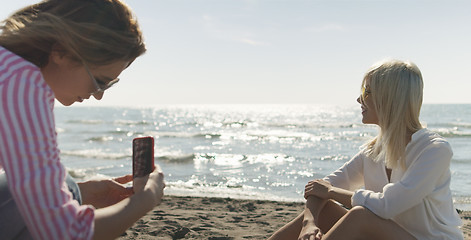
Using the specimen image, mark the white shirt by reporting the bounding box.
[324,128,463,240]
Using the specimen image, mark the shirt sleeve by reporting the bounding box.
[351,140,453,219]
[323,151,365,191]
[0,66,95,239]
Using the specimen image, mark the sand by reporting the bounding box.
[118,195,471,240]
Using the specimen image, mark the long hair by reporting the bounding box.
[363,59,424,169]
[0,0,146,68]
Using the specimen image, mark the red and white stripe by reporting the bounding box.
[0,46,94,240]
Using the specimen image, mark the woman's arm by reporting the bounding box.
[322,152,365,191]
[305,179,353,208]
[78,175,134,209]
[92,168,165,240]
[0,63,97,239]
[328,186,353,209]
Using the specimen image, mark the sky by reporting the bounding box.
[1,0,471,106]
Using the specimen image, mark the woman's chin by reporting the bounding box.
[362,119,379,125]
[56,98,74,106]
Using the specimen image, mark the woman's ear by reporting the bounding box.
[49,43,68,66]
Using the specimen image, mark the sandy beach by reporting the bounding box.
[118,195,471,240]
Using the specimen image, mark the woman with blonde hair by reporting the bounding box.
[0,0,164,239]
[269,60,463,240]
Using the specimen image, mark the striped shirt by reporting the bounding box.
[0,46,94,239]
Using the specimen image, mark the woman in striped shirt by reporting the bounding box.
[0,0,165,239]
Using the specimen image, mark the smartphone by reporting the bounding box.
[132,136,155,178]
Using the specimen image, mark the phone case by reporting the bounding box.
[132,136,155,177]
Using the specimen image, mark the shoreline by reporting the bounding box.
[118,195,471,240]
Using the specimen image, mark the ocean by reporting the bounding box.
[56,104,471,210]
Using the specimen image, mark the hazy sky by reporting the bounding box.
[2,0,471,106]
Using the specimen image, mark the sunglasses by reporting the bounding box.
[361,85,371,100]
[83,63,120,95]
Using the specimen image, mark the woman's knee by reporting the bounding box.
[339,206,417,240]
[343,206,376,225]
[349,205,368,213]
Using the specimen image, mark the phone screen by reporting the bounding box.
[132,136,155,178]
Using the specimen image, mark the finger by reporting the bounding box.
[319,179,331,186]
[304,189,311,196]
[304,191,316,199]
[133,174,150,193]
[306,179,321,188]
[114,174,133,184]
[122,187,134,197]
[119,187,134,198]
[304,190,311,199]
[124,186,134,193]
[313,179,323,185]
[153,164,163,173]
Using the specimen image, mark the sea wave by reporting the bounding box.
[156,132,221,139]
[113,120,154,126]
[164,184,304,203]
[61,149,130,160]
[106,129,144,136]
[87,136,115,142]
[157,154,195,163]
[430,128,471,138]
[153,130,367,142]
[430,122,471,129]
[194,153,295,166]
[262,122,358,129]
[66,119,104,125]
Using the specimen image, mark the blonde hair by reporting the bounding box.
[363,59,424,169]
[0,0,146,68]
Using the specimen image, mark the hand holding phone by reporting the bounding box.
[132,136,155,178]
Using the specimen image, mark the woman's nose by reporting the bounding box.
[93,91,104,100]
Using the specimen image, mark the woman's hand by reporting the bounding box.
[92,167,165,240]
[133,165,165,206]
[78,175,134,208]
[298,221,323,240]
[304,179,332,200]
